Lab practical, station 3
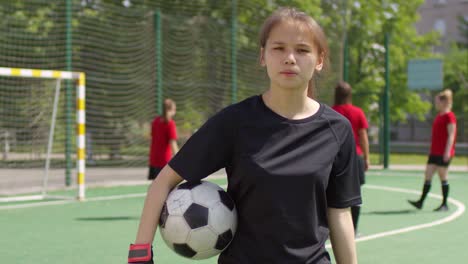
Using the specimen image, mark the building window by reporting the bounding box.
[433,0,447,5]
[434,19,446,36]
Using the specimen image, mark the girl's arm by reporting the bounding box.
[359,128,370,170]
[443,123,456,162]
[169,139,179,157]
[328,207,357,264]
[135,165,184,244]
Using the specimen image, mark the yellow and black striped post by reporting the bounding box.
[0,67,86,200]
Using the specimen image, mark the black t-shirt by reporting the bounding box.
[169,95,361,264]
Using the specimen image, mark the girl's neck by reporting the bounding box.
[162,115,172,122]
[439,108,451,114]
[262,89,319,120]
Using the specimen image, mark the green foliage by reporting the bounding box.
[1,0,465,166]
[456,15,468,48]
[431,17,467,141]
[318,1,444,124]
[177,101,206,141]
[340,0,436,123]
[443,45,468,115]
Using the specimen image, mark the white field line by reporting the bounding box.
[356,184,466,241]
[325,184,465,248]
[0,193,146,210]
[1,183,465,247]
[0,180,223,210]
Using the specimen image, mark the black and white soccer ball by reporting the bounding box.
[159,180,237,259]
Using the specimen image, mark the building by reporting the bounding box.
[415,0,468,52]
[389,0,468,151]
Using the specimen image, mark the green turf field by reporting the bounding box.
[1,170,467,263]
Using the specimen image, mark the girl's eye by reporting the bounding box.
[298,49,309,53]
[273,47,283,51]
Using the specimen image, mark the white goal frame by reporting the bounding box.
[0,67,86,201]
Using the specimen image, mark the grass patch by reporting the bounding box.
[370,153,467,166]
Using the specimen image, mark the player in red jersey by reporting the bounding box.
[148,98,179,180]
[408,89,457,211]
[332,81,369,235]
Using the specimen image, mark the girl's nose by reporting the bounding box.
[284,52,296,65]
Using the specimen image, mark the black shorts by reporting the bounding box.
[427,155,451,167]
[357,155,365,185]
[148,166,163,180]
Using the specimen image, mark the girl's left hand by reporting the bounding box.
[443,153,450,162]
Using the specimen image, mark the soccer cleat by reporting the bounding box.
[408,200,422,209]
[434,204,449,212]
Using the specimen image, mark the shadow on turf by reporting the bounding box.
[363,209,414,215]
[75,216,139,221]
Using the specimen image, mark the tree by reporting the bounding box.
[321,0,438,124]
[443,44,467,126]
[456,15,468,49]
[0,1,69,154]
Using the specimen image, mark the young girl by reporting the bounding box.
[129,7,360,264]
[332,81,369,235]
[148,98,179,180]
[408,89,457,212]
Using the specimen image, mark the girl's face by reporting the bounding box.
[260,20,323,92]
[434,96,441,111]
[434,96,447,111]
[168,106,176,118]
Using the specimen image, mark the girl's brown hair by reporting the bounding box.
[437,89,453,106]
[162,98,176,122]
[334,81,352,105]
[259,7,329,98]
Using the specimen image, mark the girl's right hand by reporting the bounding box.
[128,243,154,264]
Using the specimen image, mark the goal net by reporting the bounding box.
[0,67,85,202]
[0,1,341,201]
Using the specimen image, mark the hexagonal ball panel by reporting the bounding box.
[177,181,202,190]
[218,190,235,211]
[159,203,169,228]
[173,243,197,258]
[183,203,209,229]
[191,182,223,208]
[187,226,218,253]
[209,201,237,235]
[215,229,233,250]
[193,248,221,260]
[160,215,191,244]
[166,189,193,216]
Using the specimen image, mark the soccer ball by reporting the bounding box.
[159,180,237,259]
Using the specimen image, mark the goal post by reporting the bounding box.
[0,67,86,201]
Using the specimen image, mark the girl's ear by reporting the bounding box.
[259,48,266,66]
[315,52,324,71]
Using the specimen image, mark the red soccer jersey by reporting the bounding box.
[149,116,178,167]
[430,111,457,156]
[332,104,369,155]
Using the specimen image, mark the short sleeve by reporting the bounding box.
[169,108,235,182]
[359,109,369,130]
[150,118,158,138]
[447,112,457,124]
[168,120,177,140]
[326,123,362,208]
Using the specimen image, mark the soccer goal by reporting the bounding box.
[0,67,86,202]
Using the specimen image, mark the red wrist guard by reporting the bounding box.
[128,243,152,263]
